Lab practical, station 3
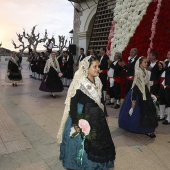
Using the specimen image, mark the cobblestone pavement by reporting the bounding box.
[0,63,170,170]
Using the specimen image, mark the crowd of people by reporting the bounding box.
[4,45,170,170]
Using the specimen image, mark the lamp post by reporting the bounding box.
[69,29,73,44]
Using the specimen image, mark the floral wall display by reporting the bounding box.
[147,0,162,57]
[122,0,158,62]
[110,0,152,61]
[106,20,116,57]
[106,0,170,98]
[108,0,170,62]
[150,0,170,60]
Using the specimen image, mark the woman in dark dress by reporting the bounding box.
[39,52,63,97]
[57,56,115,170]
[30,54,37,79]
[5,51,23,86]
[39,52,47,80]
[119,57,158,138]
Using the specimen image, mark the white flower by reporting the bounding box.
[69,127,77,137]
[111,0,152,57]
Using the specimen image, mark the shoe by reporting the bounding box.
[12,83,14,86]
[157,117,165,121]
[146,133,156,138]
[114,104,120,109]
[162,120,170,125]
[106,102,114,105]
[15,83,17,86]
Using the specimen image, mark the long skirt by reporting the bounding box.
[39,67,63,92]
[119,89,158,134]
[5,71,23,83]
[60,103,115,170]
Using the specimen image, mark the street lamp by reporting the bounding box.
[69,29,73,44]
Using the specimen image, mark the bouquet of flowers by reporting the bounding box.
[70,113,96,141]
[70,113,96,165]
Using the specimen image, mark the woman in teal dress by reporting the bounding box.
[57,56,116,170]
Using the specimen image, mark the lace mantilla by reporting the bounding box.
[57,56,103,143]
[132,57,150,100]
[44,54,61,73]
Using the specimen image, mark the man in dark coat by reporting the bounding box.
[157,51,170,125]
[75,48,86,67]
[107,52,123,109]
[62,49,74,87]
[119,48,139,94]
[98,47,109,101]
[146,51,163,96]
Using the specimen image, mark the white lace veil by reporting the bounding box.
[44,53,61,73]
[131,57,150,100]
[57,55,102,143]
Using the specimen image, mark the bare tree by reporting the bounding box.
[12,33,27,53]
[12,25,48,52]
[51,35,68,51]
[23,25,48,52]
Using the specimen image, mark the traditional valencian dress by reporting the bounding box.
[5,57,23,84]
[39,56,63,93]
[119,57,158,134]
[57,56,115,170]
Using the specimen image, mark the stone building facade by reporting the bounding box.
[72,1,98,56]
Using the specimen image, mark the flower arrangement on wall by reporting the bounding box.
[147,0,162,57]
[122,0,158,62]
[108,0,170,62]
[110,0,152,61]
[151,0,170,61]
[106,20,116,57]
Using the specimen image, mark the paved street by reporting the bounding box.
[0,63,170,170]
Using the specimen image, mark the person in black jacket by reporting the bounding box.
[146,51,163,96]
[107,52,123,109]
[75,48,85,67]
[119,48,139,94]
[158,51,170,125]
[98,47,109,101]
[63,50,74,87]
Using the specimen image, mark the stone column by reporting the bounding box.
[77,31,91,54]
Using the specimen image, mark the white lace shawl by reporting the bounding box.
[57,55,103,143]
[44,55,61,74]
[131,57,150,100]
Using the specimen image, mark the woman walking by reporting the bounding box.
[57,55,115,170]
[5,51,23,86]
[39,52,63,97]
[119,57,158,138]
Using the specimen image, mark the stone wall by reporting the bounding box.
[73,1,98,58]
